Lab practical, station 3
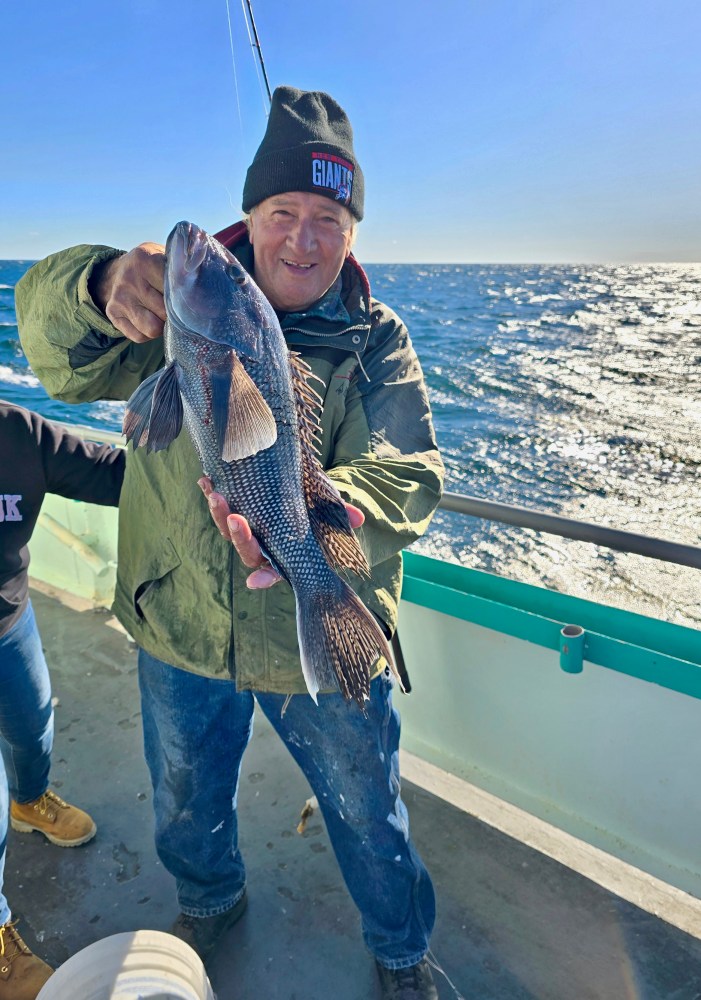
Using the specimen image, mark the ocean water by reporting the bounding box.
[2,259,700,626]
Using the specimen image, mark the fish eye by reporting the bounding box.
[228,265,247,286]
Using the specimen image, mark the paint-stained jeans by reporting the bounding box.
[138,649,436,968]
[0,601,54,925]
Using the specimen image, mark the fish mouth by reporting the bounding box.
[169,221,209,275]
[164,221,218,331]
[164,220,264,350]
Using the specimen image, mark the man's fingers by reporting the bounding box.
[345,502,364,528]
[246,566,282,590]
[121,243,166,293]
[93,242,167,342]
[106,309,163,344]
[138,282,168,324]
[225,513,268,570]
[199,482,232,538]
[198,480,250,547]
[225,514,282,586]
[198,480,359,591]
[106,290,166,342]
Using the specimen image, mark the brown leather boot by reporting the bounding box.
[0,922,53,999]
[10,790,96,846]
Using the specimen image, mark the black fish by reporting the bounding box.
[124,221,396,707]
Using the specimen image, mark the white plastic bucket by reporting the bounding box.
[36,930,216,1000]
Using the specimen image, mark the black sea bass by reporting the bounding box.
[123,221,395,707]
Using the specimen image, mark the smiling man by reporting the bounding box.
[238,90,360,313]
[16,86,444,1000]
[246,192,355,313]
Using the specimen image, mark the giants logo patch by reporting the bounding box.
[311,152,354,205]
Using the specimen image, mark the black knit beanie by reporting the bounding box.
[242,86,364,221]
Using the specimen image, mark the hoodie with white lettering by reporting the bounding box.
[0,401,125,637]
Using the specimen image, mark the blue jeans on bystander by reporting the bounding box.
[0,600,54,925]
[138,649,436,969]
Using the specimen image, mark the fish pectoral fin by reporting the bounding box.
[307,476,371,579]
[123,363,183,451]
[145,362,184,452]
[212,352,277,462]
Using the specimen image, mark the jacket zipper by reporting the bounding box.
[284,323,368,341]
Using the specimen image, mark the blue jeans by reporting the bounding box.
[0,601,54,925]
[138,650,436,968]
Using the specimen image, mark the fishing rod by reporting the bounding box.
[243,0,272,107]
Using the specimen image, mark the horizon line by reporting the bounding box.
[2,257,700,267]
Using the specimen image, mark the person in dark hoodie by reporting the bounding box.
[0,401,125,1000]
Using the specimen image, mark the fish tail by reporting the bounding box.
[297,582,398,709]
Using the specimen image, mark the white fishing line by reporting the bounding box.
[224,0,245,148]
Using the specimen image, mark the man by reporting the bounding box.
[0,401,125,1000]
[16,87,444,999]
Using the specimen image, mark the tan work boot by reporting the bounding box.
[10,790,96,846]
[0,921,53,999]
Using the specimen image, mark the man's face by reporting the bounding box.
[248,191,355,312]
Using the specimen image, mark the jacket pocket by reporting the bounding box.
[133,538,181,621]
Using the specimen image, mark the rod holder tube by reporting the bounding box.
[560,624,585,674]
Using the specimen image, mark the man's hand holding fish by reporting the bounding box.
[197,476,366,590]
[90,242,167,343]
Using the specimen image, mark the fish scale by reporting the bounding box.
[123,221,396,707]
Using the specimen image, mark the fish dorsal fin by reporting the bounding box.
[211,351,277,462]
[123,362,183,452]
[288,352,370,579]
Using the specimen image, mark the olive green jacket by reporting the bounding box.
[15,228,444,692]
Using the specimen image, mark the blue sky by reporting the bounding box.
[2,0,700,262]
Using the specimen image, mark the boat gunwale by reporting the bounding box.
[403,551,701,699]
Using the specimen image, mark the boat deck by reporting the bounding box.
[7,585,701,1000]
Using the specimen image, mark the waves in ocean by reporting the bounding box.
[2,258,700,626]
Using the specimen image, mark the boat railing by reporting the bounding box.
[398,492,701,904]
[438,490,701,569]
[49,422,701,570]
